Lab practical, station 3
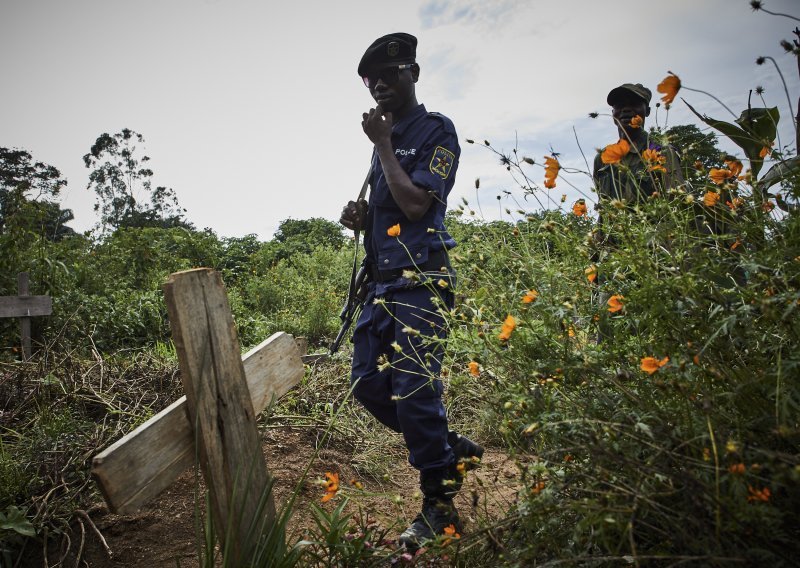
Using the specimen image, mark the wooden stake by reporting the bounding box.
[18,272,31,360]
[163,268,276,563]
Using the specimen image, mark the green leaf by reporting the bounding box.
[684,101,779,178]
[735,107,779,147]
[0,506,36,538]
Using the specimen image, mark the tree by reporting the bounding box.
[271,217,347,260]
[251,217,348,271]
[662,124,724,187]
[83,129,191,231]
[220,233,262,285]
[0,147,74,240]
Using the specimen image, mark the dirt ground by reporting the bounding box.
[25,426,519,567]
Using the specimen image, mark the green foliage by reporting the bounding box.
[274,218,347,251]
[0,146,73,244]
[254,218,348,269]
[220,233,262,286]
[0,347,183,564]
[0,505,36,567]
[303,498,397,566]
[242,245,352,346]
[663,123,724,186]
[0,506,35,538]
[686,102,778,178]
[444,85,800,563]
[447,188,799,563]
[0,146,75,283]
[0,147,79,353]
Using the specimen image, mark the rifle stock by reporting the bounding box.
[330,262,369,354]
[332,167,372,355]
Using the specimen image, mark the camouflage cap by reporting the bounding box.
[607,83,652,106]
[358,33,417,76]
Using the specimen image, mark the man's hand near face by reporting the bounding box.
[361,104,393,147]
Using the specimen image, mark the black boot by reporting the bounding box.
[399,470,463,550]
[448,431,484,471]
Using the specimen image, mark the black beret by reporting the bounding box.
[358,33,417,76]
[607,83,652,106]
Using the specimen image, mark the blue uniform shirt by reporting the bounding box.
[364,103,459,288]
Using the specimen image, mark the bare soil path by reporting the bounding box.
[26,426,517,567]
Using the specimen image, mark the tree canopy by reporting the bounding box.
[0,147,75,240]
[83,129,191,231]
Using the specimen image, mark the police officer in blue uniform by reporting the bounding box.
[340,32,483,549]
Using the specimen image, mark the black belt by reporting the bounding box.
[368,249,451,283]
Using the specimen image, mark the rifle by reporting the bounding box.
[330,168,372,355]
[329,259,370,354]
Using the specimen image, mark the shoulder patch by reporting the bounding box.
[430,146,455,179]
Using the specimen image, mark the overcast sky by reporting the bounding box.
[2,0,798,239]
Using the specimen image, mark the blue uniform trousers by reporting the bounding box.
[351,283,454,473]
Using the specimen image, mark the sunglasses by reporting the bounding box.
[362,64,414,89]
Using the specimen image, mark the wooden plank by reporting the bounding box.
[91,330,303,514]
[0,296,52,318]
[163,268,274,563]
[19,272,31,360]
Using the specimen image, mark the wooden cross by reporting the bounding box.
[92,268,304,563]
[0,272,52,360]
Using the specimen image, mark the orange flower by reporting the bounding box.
[703,191,721,207]
[572,200,588,216]
[642,148,667,173]
[657,72,681,106]
[531,481,546,495]
[747,485,771,503]
[607,294,625,313]
[728,463,746,475]
[443,524,460,538]
[727,197,744,211]
[442,523,461,545]
[709,168,733,185]
[498,314,516,341]
[629,115,643,129]
[759,141,774,158]
[543,155,560,189]
[544,155,560,174]
[522,289,539,304]
[585,264,597,283]
[725,159,743,178]
[601,139,631,164]
[387,223,401,237]
[640,356,669,375]
[468,361,480,377]
[321,472,340,502]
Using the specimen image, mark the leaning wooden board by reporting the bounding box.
[91,331,303,514]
